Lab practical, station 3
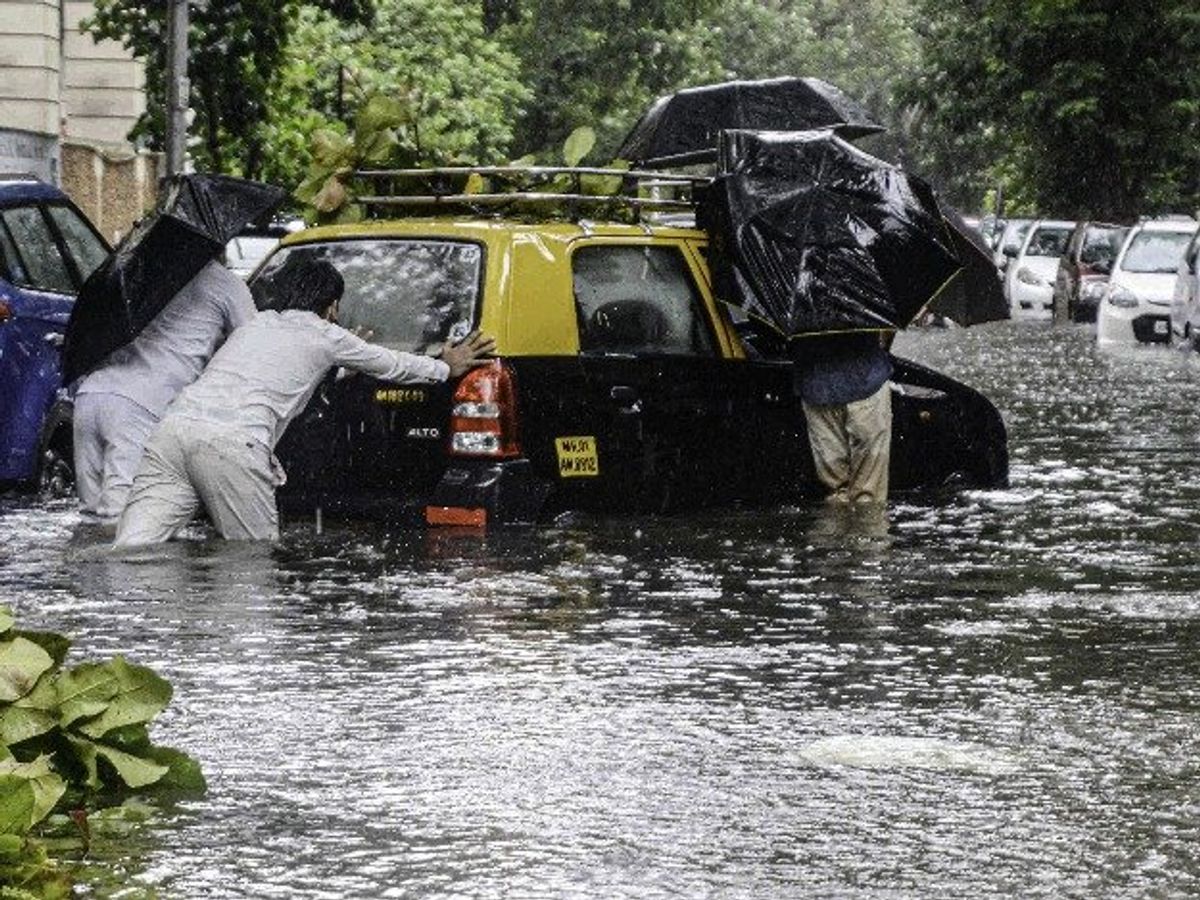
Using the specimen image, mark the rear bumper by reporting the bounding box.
[426,459,553,526]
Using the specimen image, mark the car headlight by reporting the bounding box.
[1016,267,1043,286]
[1080,280,1107,301]
[1107,285,1139,308]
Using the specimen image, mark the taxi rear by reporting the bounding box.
[254,216,1008,525]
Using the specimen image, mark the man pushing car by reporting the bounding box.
[114,260,494,545]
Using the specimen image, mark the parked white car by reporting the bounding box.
[1096,218,1198,345]
[1169,230,1200,348]
[993,217,1033,273]
[224,217,305,279]
[1005,219,1074,319]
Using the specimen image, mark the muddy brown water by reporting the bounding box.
[2,321,1200,897]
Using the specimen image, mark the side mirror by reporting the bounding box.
[1003,244,1019,258]
[1092,259,1112,275]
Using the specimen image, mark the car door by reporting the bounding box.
[0,203,96,481]
[568,238,753,512]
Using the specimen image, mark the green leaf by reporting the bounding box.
[0,832,22,858]
[92,744,168,790]
[508,154,538,167]
[312,176,349,214]
[0,776,35,835]
[294,172,328,205]
[142,746,206,794]
[0,757,65,830]
[358,128,398,164]
[562,126,596,166]
[0,707,56,747]
[101,723,151,752]
[54,663,119,728]
[13,632,70,669]
[75,658,171,740]
[332,202,364,226]
[355,93,412,138]
[0,639,53,703]
[0,608,14,636]
[312,129,354,170]
[463,172,486,195]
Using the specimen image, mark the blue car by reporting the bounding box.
[0,174,109,491]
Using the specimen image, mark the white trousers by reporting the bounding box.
[114,417,282,546]
[73,393,161,521]
[802,382,892,504]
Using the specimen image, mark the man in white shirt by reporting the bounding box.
[73,260,256,521]
[114,261,494,545]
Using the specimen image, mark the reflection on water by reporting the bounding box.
[2,322,1200,896]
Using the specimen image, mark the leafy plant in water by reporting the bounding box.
[0,607,203,897]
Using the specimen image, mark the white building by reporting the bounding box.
[0,0,156,238]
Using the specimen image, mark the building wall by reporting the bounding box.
[0,0,62,177]
[62,141,159,244]
[62,0,145,146]
[0,0,155,235]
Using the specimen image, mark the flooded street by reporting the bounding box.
[3,321,1200,897]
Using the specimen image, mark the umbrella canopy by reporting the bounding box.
[924,205,1009,326]
[701,129,962,338]
[617,77,884,167]
[63,174,287,383]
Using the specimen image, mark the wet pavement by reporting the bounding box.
[2,321,1200,897]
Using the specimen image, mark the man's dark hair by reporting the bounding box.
[259,255,344,314]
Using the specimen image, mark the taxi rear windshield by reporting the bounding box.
[252,239,482,352]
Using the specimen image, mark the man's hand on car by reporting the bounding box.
[441,330,496,377]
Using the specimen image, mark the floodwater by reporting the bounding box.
[2,321,1200,898]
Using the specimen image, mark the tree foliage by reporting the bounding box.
[497,0,726,160]
[84,0,371,177]
[901,0,1200,218]
[263,0,528,192]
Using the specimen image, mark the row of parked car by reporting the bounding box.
[977,213,1200,347]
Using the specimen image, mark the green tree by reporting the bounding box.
[902,0,1200,218]
[84,0,371,177]
[497,0,726,160]
[711,0,918,114]
[266,0,529,192]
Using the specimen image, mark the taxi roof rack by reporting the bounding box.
[354,166,708,222]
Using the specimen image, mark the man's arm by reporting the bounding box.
[328,323,495,383]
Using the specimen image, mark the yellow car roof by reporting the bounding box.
[281,217,706,246]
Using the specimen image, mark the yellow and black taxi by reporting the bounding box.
[250,167,1008,525]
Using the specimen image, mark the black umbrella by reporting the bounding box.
[63,173,287,383]
[923,205,1009,326]
[701,129,961,337]
[617,77,884,167]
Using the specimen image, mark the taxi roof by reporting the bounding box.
[281,216,708,248]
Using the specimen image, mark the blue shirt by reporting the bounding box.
[791,333,893,406]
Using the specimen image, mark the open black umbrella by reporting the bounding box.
[923,205,1008,326]
[617,77,884,167]
[701,129,961,337]
[63,173,287,383]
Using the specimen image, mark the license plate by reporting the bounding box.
[1154,320,1168,335]
[375,388,427,405]
[555,436,599,477]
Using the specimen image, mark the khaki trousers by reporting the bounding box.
[802,382,892,504]
[114,417,281,546]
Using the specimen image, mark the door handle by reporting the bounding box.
[44,332,65,349]
[610,385,642,415]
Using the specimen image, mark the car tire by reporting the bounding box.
[37,443,74,499]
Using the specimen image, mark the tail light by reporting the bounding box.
[449,360,521,458]
[0,300,10,322]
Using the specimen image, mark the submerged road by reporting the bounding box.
[2,320,1200,897]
